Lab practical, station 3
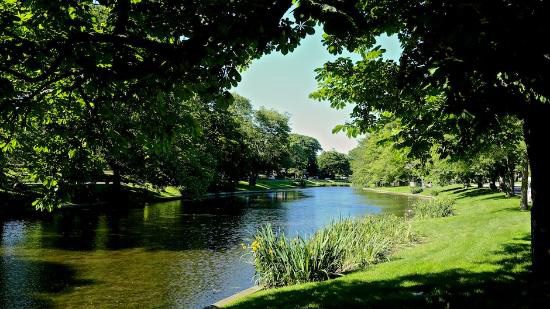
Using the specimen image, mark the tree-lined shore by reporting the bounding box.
[1,0,549,303]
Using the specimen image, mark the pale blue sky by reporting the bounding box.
[234,29,401,153]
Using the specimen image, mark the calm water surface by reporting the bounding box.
[0,187,415,308]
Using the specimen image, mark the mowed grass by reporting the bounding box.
[363,185,439,196]
[235,179,350,191]
[225,185,548,308]
[135,179,350,200]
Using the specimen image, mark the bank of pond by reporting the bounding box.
[226,186,539,308]
[0,179,351,215]
[1,186,412,308]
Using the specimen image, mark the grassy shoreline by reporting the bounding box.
[361,187,434,199]
[224,185,544,307]
[127,179,351,201]
[234,179,350,192]
[150,179,350,201]
[1,179,351,214]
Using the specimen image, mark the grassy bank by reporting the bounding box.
[154,179,350,199]
[2,179,350,214]
[235,179,350,192]
[363,185,439,196]
[225,185,547,307]
[105,179,350,200]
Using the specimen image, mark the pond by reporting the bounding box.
[0,187,416,308]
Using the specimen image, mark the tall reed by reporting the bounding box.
[247,215,414,287]
[412,197,455,219]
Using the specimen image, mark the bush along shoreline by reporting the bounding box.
[245,196,456,288]
[411,197,455,219]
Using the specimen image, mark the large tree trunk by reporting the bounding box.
[520,152,530,211]
[506,156,516,197]
[248,173,257,187]
[112,167,122,194]
[489,177,497,191]
[524,104,550,281]
[507,166,515,197]
[499,176,507,193]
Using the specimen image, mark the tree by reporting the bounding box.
[318,150,351,180]
[305,0,550,277]
[226,95,291,186]
[0,0,315,112]
[0,0,314,206]
[349,121,412,187]
[287,134,322,178]
[248,108,291,185]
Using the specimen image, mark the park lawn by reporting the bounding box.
[364,184,439,196]
[235,179,350,191]
[225,185,546,308]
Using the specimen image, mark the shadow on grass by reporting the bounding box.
[490,206,527,214]
[229,235,549,308]
[440,187,464,193]
[455,188,495,199]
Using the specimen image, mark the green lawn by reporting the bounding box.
[225,185,548,307]
[363,185,439,196]
[235,179,350,191]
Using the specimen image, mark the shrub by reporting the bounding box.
[412,197,455,219]
[430,188,441,196]
[410,186,424,194]
[247,215,414,287]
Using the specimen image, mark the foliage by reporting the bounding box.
[252,108,292,175]
[287,134,322,178]
[410,187,423,195]
[248,215,413,287]
[0,90,297,208]
[317,150,351,179]
[349,118,524,197]
[229,95,292,184]
[308,0,548,157]
[305,0,549,274]
[0,0,314,114]
[0,0,314,208]
[349,121,414,187]
[412,198,455,219]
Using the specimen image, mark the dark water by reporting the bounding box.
[0,187,415,308]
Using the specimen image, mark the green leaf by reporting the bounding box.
[68,149,77,159]
[68,7,77,20]
[332,124,345,134]
[364,48,383,60]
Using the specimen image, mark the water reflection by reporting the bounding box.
[0,187,414,308]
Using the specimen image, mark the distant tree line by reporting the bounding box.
[0,90,353,209]
[349,119,527,205]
